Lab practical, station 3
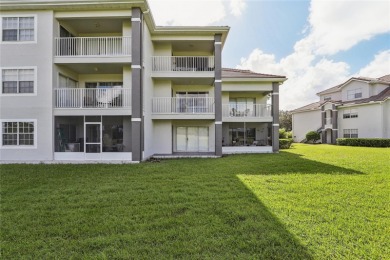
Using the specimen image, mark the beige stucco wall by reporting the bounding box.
[319,91,342,102]
[338,103,386,138]
[385,100,390,138]
[142,20,155,159]
[292,110,322,142]
[339,104,380,138]
[341,81,369,101]
[0,10,55,161]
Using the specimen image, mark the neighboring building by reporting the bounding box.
[0,0,286,163]
[291,75,390,143]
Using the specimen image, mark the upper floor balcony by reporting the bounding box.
[151,97,215,119]
[222,104,272,122]
[151,56,215,79]
[54,36,131,63]
[54,87,131,111]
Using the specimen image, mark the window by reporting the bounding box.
[229,98,255,117]
[347,89,362,100]
[324,96,331,101]
[1,120,36,147]
[343,129,358,138]
[343,109,358,119]
[176,91,209,113]
[2,16,35,42]
[1,68,35,94]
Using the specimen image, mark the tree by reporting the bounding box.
[279,110,292,131]
[306,131,320,143]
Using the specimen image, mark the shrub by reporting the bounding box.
[286,131,293,139]
[336,138,390,147]
[279,128,287,139]
[280,138,293,149]
[306,131,321,143]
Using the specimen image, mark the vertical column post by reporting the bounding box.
[214,34,222,156]
[332,104,338,144]
[321,106,326,143]
[272,82,279,152]
[131,8,143,162]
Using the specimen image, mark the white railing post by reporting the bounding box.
[151,56,215,72]
[54,87,131,109]
[55,37,131,57]
[151,97,214,114]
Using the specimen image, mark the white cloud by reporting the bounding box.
[238,0,390,110]
[301,0,390,55]
[230,0,247,17]
[148,0,247,26]
[237,49,350,110]
[358,50,390,78]
[238,49,286,75]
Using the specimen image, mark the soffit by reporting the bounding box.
[59,18,125,34]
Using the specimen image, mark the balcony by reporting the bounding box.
[151,56,215,79]
[54,37,131,63]
[152,97,215,119]
[222,104,272,122]
[54,88,131,109]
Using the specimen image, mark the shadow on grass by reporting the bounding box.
[0,151,364,258]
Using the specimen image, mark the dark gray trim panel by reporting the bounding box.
[214,34,222,156]
[131,7,143,162]
[272,82,279,152]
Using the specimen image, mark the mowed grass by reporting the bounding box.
[1,144,389,259]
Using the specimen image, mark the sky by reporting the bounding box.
[148,0,390,110]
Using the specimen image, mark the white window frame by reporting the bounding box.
[323,96,331,101]
[0,66,37,96]
[0,119,37,149]
[343,129,358,138]
[0,14,37,44]
[343,108,358,119]
[347,88,362,100]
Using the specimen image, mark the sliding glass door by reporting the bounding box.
[176,127,209,152]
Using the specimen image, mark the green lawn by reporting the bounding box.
[1,144,389,259]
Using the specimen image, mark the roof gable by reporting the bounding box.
[317,74,390,96]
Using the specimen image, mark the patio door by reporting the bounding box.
[85,123,101,159]
[176,127,208,152]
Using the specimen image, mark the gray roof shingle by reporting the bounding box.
[222,68,286,79]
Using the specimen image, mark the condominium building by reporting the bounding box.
[0,0,286,162]
[292,75,390,143]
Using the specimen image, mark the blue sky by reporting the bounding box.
[149,0,390,109]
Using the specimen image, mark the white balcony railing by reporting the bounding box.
[55,36,131,57]
[223,104,272,118]
[55,88,131,108]
[152,56,215,72]
[152,97,215,114]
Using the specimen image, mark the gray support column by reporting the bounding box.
[321,106,326,143]
[332,104,338,144]
[272,82,279,152]
[214,34,222,156]
[131,8,143,162]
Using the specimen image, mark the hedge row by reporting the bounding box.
[336,138,390,147]
[280,138,293,149]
